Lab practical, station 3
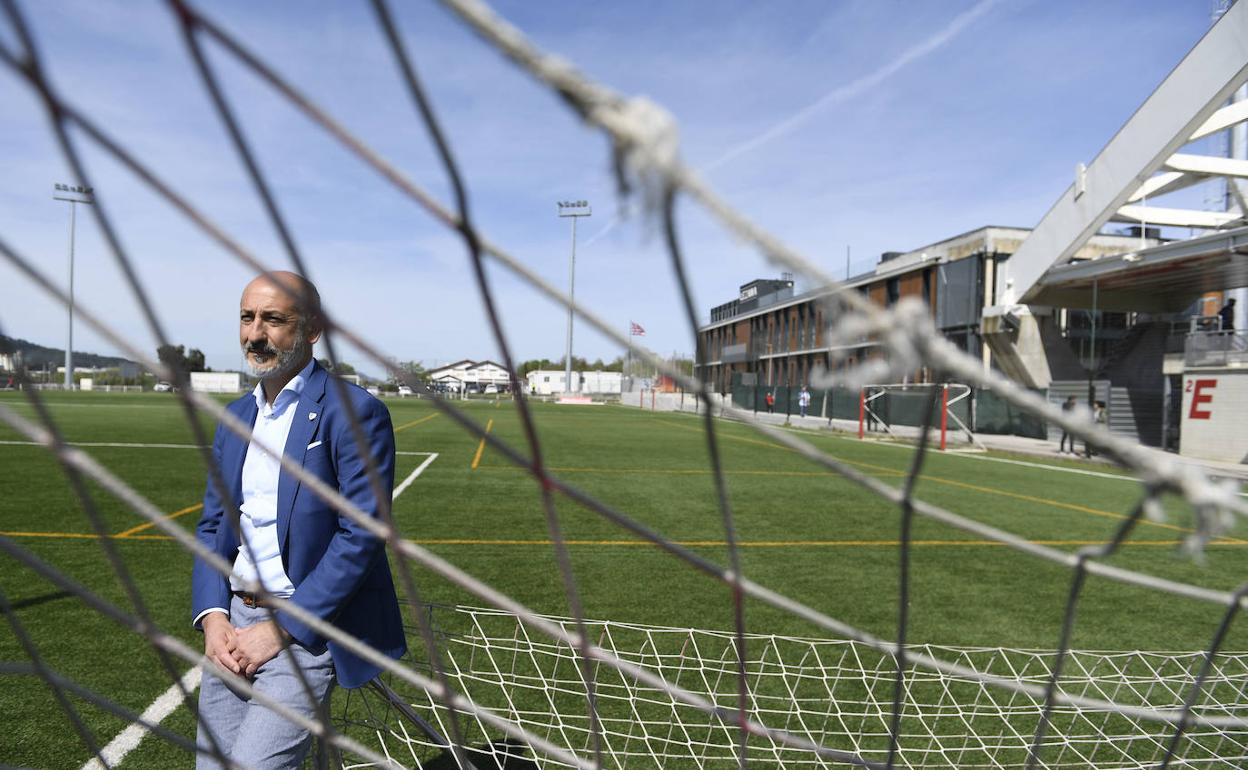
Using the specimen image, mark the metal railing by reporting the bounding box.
[1184,329,1248,367]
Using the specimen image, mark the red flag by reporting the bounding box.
[630,322,646,336]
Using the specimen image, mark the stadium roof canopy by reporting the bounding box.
[996,1,1248,309]
[1029,226,1248,312]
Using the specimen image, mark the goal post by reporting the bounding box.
[859,383,981,450]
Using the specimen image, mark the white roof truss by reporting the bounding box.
[1007,1,1248,305]
[1111,205,1240,229]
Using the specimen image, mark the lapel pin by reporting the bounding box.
[308,412,318,421]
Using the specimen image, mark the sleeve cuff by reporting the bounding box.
[193,607,229,630]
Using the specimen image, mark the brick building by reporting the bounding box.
[696,225,1150,395]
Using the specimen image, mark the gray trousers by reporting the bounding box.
[195,596,335,770]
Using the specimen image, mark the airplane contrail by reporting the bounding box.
[583,0,1001,247]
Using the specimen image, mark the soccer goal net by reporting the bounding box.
[335,605,1248,770]
[858,383,982,451]
[1,1,1246,769]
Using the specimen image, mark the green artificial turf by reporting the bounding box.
[0,391,1244,768]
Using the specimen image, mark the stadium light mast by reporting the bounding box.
[557,200,591,393]
[53,183,94,389]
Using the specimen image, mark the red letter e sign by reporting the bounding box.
[1189,379,1217,420]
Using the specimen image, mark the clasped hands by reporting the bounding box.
[202,612,288,677]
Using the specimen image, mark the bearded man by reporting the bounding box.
[191,271,406,769]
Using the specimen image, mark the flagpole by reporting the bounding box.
[625,321,632,397]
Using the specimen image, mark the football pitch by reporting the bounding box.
[1,391,1245,768]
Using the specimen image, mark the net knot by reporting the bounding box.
[594,95,680,221]
[813,296,929,390]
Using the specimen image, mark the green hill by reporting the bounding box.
[0,334,137,369]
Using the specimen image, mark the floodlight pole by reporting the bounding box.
[53,183,94,389]
[558,200,591,394]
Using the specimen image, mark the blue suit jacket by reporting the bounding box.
[191,362,407,688]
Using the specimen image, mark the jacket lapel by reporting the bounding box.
[222,397,259,550]
[277,363,329,551]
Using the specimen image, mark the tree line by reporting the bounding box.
[515,356,625,377]
[156,344,208,376]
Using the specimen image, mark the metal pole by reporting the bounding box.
[65,200,76,389]
[625,322,631,399]
[564,215,577,393]
[940,384,949,451]
[1087,278,1099,424]
[55,184,93,389]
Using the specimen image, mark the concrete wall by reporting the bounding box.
[190,371,242,393]
[621,390,726,415]
[1180,369,1248,464]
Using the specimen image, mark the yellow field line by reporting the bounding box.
[0,531,105,540]
[394,413,439,433]
[408,537,1244,548]
[471,419,494,470]
[2,529,1243,550]
[477,465,906,478]
[649,418,1224,540]
[0,530,173,541]
[113,503,203,538]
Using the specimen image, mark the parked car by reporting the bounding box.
[153,382,173,392]
[397,385,413,397]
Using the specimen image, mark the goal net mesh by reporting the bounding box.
[859,384,980,449]
[334,606,1248,770]
[1,0,1246,769]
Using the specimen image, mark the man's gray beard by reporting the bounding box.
[243,332,310,380]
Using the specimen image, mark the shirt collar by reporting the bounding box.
[252,358,316,417]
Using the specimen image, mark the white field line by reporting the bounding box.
[941,451,1142,482]
[813,430,1141,483]
[815,428,1248,496]
[82,451,435,768]
[393,452,438,499]
[80,665,202,770]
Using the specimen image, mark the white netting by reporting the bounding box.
[858,383,982,450]
[1,1,1247,769]
[336,607,1248,769]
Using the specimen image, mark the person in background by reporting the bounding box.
[1058,395,1077,454]
[765,391,775,414]
[1219,298,1236,331]
[1086,400,1107,458]
[798,386,811,418]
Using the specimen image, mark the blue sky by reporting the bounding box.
[0,0,1221,376]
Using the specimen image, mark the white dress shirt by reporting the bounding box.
[195,359,314,626]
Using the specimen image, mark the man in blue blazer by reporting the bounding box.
[192,271,406,769]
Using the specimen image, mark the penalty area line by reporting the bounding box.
[80,665,201,770]
[394,452,438,499]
